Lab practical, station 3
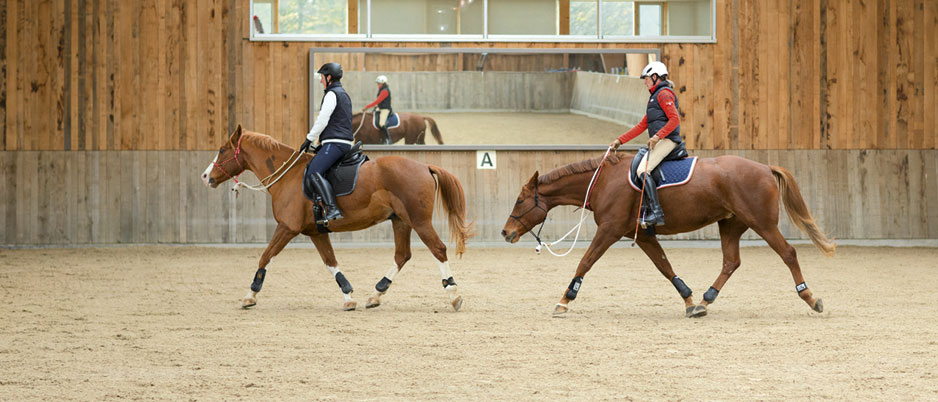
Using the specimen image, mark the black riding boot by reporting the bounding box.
[640,173,665,227]
[381,126,392,145]
[311,172,343,224]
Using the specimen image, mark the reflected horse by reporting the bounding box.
[352,111,444,145]
[501,152,835,317]
[201,125,472,311]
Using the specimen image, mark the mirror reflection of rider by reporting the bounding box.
[300,62,354,224]
[362,75,393,144]
[609,61,684,228]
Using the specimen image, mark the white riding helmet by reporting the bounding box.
[640,61,668,79]
[375,75,388,84]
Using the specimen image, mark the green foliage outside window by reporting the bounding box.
[277,0,347,34]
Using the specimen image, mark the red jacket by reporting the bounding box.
[617,87,680,144]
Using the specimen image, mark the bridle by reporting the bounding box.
[212,134,246,186]
[508,179,550,245]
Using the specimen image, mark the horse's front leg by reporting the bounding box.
[634,234,703,318]
[243,223,299,309]
[310,234,357,311]
[553,224,621,316]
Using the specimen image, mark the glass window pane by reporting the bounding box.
[370,0,483,35]
[253,2,273,34]
[638,3,661,36]
[569,0,597,36]
[488,0,556,35]
[668,0,711,36]
[601,1,635,36]
[277,0,347,34]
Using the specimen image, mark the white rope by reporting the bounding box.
[352,110,368,136]
[234,113,366,195]
[232,149,305,193]
[536,147,613,257]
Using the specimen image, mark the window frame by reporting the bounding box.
[250,0,716,43]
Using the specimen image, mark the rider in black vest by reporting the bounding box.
[609,61,684,228]
[300,62,354,224]
[363,75,393,144]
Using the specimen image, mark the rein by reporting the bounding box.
[523,147,613,257]
[352,111,368,136]
[214,134,305,197]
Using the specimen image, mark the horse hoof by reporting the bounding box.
[451,296,463,312]
[343,301,357,311]
[365,297,381,309]
[812,298,824,313]
[686,304,708,318]
[553,303,569,317]
[242,292,258,309]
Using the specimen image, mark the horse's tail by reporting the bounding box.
[770,166,836,257]
[425,117,444,145]
[428,165,473,257]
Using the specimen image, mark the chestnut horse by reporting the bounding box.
[352,111,444,145]
[501,152,835,318]
[201,125,472,311]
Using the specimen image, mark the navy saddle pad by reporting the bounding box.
[372,112,400,129]
[628,147,698,190]
[303,142,369,199]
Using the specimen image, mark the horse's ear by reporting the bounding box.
[527,171,539,186]
[234,124,243,139]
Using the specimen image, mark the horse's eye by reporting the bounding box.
[219,147,226,154]
[515,198,523,205]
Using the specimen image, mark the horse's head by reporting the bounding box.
[501,172,549,243]
[201,125,248,188]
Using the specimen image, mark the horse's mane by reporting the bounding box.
[242,131,283,151]
[538,153,625,185]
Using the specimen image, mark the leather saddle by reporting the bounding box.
[628,141,691,189]
[303,141,369,201]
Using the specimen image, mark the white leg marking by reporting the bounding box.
[325,265,340,277]
[437,261,458,300]
[385,264,399,281]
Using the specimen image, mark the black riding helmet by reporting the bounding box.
[317,62,343,82]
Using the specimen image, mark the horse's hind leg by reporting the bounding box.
[752,225,823,313]
[412,222,463,311]
[243,223,298,309]
[366,218,412,309]
[695,217,748,314]
[634,234,701,318]
[310,234,357,311]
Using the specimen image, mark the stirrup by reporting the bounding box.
[317,209,343,225]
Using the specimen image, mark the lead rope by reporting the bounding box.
[536,147,613,257]
[232,148,305,195]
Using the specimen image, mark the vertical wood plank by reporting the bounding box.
[925,0,937,149]
[4,0,18,151]
[0,0,6,152]
[0,152,15,243]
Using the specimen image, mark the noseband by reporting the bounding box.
[212,134,246,185]
[508,180,550,244]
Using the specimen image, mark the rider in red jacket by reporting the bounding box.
[609,61,684,228]
[362,75,393,144]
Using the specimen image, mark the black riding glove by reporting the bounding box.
[300,139,312,153]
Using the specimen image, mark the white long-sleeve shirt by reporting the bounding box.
[306,91,336,143]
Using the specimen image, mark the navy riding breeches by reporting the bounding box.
[306,142,351,176]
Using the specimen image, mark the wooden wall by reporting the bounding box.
[1,0,935,152]
[2,149,936,244]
